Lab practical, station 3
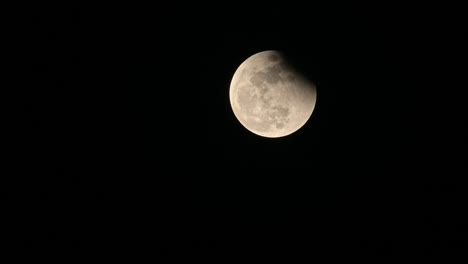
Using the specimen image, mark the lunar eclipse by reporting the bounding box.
[229,50,317,138]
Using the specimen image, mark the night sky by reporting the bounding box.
[22,4,466,260]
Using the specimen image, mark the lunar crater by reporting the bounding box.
[268,53,280,62]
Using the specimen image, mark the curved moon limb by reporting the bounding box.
[229,50,317,138]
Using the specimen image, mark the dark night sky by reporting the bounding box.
[20,4,466,260]
[184,7,466,259]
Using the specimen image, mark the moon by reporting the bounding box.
[229,50,317,138]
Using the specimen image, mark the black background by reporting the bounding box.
[18,3,466,260]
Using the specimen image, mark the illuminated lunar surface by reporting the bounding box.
[229,50,317,138]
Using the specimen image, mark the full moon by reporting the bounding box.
[229,50,317,138]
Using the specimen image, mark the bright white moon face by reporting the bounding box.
[229,50,317,138]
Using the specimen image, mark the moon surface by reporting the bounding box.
[229,50,317,138]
